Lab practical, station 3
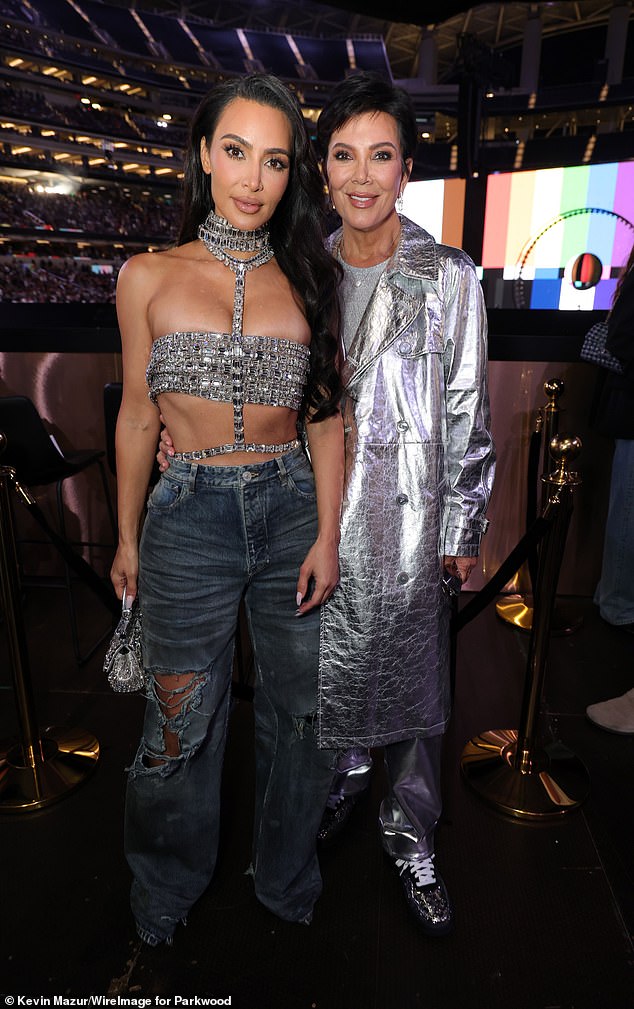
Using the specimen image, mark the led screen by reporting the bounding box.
[401,178,466,248]
[480,161,634,310]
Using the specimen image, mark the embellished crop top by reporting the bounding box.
[146,331,310,461]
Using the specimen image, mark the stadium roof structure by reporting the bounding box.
[112,1,633,82]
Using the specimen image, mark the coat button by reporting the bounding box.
[396,494,408,505]
[397,420,409,432]
[397,572,409,584]
[398,340,412,355]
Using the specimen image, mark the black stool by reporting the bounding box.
[0,394,117,664]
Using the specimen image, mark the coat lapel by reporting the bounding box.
[342,278,420,388]
[330,218,441,391]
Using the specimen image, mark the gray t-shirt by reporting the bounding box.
[338,254,388,354]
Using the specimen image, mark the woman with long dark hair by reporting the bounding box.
[111,74,343,946]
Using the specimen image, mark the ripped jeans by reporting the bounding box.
[126,448,335,944]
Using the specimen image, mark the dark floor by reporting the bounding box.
[1,579,633,1009]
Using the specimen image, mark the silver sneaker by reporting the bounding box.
[394,854,453,936]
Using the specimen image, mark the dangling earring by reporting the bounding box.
[397,190,404,214]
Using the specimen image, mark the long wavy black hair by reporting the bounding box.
[179,74,341,422]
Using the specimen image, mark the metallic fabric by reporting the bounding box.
[318,216,495,748]
[330,745,374,798]
[379,734,443,858]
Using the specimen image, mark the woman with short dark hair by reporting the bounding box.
[315,72,495,936]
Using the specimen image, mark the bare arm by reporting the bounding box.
[110,256,161,602]
[296,409,344,615]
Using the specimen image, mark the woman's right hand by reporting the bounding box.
[157,414,175,472]
[111,542,139,602]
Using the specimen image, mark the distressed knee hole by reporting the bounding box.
[292,711,318,739]
[145,669,206,765]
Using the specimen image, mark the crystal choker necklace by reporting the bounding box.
[198,208,274,272]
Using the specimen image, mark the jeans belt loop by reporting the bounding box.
[188,463,198,492]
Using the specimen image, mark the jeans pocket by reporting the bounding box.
[147,474,188,512]
[282,460,317,500]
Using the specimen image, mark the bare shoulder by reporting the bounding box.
[117,247,182,284]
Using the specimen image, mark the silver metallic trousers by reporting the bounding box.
[330,736,443,860]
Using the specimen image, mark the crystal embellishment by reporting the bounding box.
[145,211,307,460]
[198,208,272,255]
[147,333,309,412]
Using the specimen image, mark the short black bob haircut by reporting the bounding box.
[317,72,418,171]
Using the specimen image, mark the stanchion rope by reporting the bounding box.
[454,514,552,633]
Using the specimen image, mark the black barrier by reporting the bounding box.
[11,475,119,616]
[453,514,551,634]
[0,454,101,813]
[460,434,589,819]
[0,305,604,361]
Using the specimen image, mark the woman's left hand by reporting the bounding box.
[443,555,477,585]
[296,536,340,615]
[157,414,175,472]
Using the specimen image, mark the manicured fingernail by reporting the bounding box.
[296,592,303,606]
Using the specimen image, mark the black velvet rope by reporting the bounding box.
[453,514,552,633]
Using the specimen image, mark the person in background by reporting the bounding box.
[586,240,634,735]
[111,74,343,946]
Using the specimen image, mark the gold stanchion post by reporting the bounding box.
[0,433,99,813]
[496,380,582,635]
[541,379,565,508]
[461,434,589,819]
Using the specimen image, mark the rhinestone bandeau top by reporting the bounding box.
[147,331,310,412]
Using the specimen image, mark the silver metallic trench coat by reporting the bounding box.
[318,216,495,748]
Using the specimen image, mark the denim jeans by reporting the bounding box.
[329,735,443,859]
[595,439,634,625]
[125,448,335,944]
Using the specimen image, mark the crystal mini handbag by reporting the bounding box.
[580,319,624,374]
[103,590,145,692]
